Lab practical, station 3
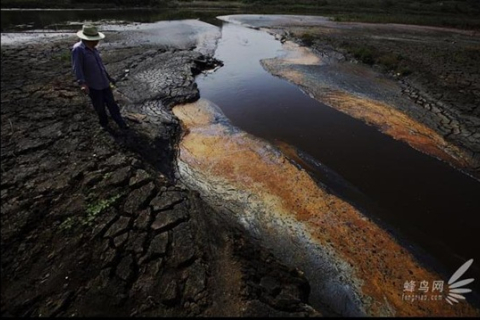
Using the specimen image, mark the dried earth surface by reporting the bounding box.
[1,20,320,317]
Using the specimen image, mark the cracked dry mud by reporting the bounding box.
[0,30,319,317]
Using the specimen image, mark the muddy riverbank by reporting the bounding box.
[173,15,480,316]
[173,98,479,316]
[0,21,320,317]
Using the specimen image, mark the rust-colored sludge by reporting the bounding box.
[173,100,479,316]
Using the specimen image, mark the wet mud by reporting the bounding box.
[173,99,480,316]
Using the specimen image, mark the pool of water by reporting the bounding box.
[195,21,480,289]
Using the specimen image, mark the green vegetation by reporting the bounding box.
[1,0,170,9]
[331,12,480,30]
[55,49,71,62]
[299,32,315,47]
[84,194,121,226]
[299,31,412,75]
[58,216,76,232]
[341,43,412,75]
[59,194,122,232]
[350,46,375,65]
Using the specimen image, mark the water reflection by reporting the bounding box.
[196,22,480,289]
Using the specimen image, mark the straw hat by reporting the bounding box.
[76,25,105,41]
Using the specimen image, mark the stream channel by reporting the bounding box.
[194,21,480,289]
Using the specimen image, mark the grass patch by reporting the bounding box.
[331,12,480,30]
[55,50,71,62]
[59,194,122,232]
[351,46,375,65]
[299,32,316,46]
[339,43,412,75]
[83,194,121,226]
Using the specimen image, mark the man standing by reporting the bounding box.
[72,24,128,130]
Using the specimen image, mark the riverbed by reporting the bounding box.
[174,17,480,315]
[193,17,480,285]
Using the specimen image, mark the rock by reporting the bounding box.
[82,172,103,188]
[183,261,207,301]
[91,207,119,239]
[104,216,131,238]
[45,291,74,317]
[101,246,117,268]
[116,254,135,281]
[126,232,147,255]
[128,169,151,187]
[106,166,132,186]
[161,280,178,305]
[151,203,188,231]
[141,232,169,264]
[113,232,129,248]
[15,138,51,154]
[131,258,164,296]
[259,276,281,295]
[36,174,70,193]
[170,223,195,267]
[123,182,156,214]
[37,122,63,138]
[150,191,185,212]
[93,144,114,159]
[133,208,152,230]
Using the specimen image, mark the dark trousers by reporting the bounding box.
[88,87,127,128]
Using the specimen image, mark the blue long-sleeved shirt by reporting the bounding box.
[71,41,110,90]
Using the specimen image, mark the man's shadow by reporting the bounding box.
[106,125,177,185]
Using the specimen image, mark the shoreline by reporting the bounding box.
[173,99,480,316]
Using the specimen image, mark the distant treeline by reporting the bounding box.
[2,0,480,14]
[0,0,171,9]
[2,0,479,29]
[240,0,480,15]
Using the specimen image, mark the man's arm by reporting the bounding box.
[71,46,89,93]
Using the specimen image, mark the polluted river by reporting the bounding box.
[173,19,480,315]
[2,9,479,316]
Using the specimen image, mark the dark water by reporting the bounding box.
[196,22,480,293]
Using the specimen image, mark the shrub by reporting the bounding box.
[352,46,375,65]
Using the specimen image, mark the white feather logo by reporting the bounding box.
[446,259,474,305]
